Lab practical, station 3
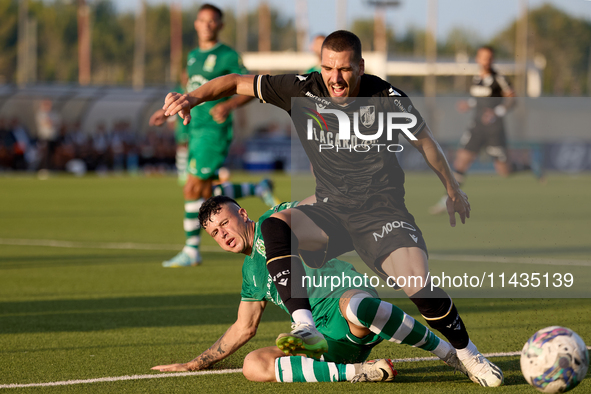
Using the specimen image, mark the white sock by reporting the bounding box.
[456,339,479,362]
[292,309,315,326]
[346,364,358,381]
[431,340,453,359]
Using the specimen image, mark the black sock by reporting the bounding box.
[411,285,470,349]
[261,217,310,315]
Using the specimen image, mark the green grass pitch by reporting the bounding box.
[0,172,590,393]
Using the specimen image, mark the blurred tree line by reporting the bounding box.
[0,0,297,85]
[0,1,590,95]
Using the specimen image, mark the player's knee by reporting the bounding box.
[343,290,375,326]
[183,176,201,199]
[339,289,370,317]
[410,284,452,319]
[261,216,298,258]
[341,290,375,337]
[270,210,290,225]
[243,350,276,382]
[185,174,214,199]
[495,161,512,177]
[242,353,260,382]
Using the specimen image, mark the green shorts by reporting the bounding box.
[187,125,232,180]
[175,118,190,145]
[313,294,383,364]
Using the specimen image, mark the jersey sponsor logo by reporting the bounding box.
[304,91,331,108]
[187,74,210,93]
[201,167,212,174]
[373,220,417,242]
[304,106,328,133]
[391,98,413,118]
[203,54,217,72]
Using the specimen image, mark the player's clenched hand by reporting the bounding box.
[446,189,470,227]
[163,92,197,125]
[210,102,232,124]
[151,363,192,372]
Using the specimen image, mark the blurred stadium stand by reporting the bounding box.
[1,79,590,174]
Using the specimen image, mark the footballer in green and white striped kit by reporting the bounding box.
[152,196,470,384]
[160,4,278,268]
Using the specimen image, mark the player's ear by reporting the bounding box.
[359,58,365,76]
[238,208,249,222]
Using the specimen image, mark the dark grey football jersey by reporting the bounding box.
[253,72,426,208]
[470,68,512,115]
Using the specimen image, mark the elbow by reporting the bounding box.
[244,326,258,340]
[236,323,257,343]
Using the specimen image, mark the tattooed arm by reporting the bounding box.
[152,301,267,371]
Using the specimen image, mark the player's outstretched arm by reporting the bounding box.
[210,95,255,124]
[409,126,470,227]
[163,74,256,125]
[151,300,266,372]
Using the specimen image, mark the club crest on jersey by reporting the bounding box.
[203,54,217,72]
[360,106,376,128]
[255,238,266,257]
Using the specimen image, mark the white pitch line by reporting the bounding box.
[0,369,243,389]
[2,348,591,388]
[1,238,590,266]
[0,238,220,253]
[390,351,522,363]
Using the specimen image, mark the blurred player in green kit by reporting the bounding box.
[150,4,278,267]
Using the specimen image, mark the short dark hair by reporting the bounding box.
[478,45,495,55]
[199,3,223,20]
[322,30,362,62]
[198,196,240,229]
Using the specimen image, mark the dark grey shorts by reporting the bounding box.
[294,197,428,277]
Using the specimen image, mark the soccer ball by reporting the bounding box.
[521,326,589,393]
